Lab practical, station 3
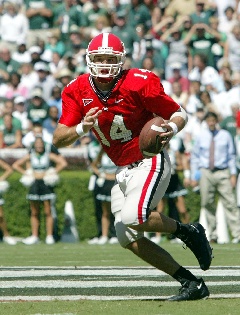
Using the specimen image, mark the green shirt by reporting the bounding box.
[53,4,87,42]
[25,0,53,30]
[27,101,49,125]
[0,116,22,130]
[112,25,140,56]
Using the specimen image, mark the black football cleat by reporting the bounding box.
[168,278,210,301]
[177,223,213,271]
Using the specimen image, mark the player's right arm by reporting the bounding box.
[53,107,102,148]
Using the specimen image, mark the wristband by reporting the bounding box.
[76,123,85,137]
[183,169,191,179]
[168,122,178,135]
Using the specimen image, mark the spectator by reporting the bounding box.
[184,106,207,154]
[168,62,190,92]
[161,26,189,79]
[85,0,109,29]
[135,40,165,75]
[12,136,67,245]
[112,11,140,59]
[211,0,238,25]
[55,68,74,88]
[27,87,49,125]
[0,47,21,83]
[218,58,233,81]
[109,0,129,25]
[12,40,31,64]
[42,105,59,134]
[212,73,239,119]
[190,0,216,26]
[0,72,29,100]
[64,26,88,69]
[199,90,219,115]
[224,23,240,72]
[19,62,39,97]
[0,158,16,245]
[33,62,57,101]
[0,113,23,148]
[185,79,203,114]
[12,96,31,135]
[48,52,67,79]
[184,23,219,68]
[218,6,238,35]
[89,15,112,39]
[22,121,52,149]
[0,99,22,126]
[89,147,118,245]
[188,54,225,93]
[141,57,159,76]
[47,85,62,117]
[28,45,44,66]
[228,72,240,106]
[0,1,29,53]
[25,0,53,47]
[170,81,189,109]
[42,31,66,62]
[220,102,239,139]
[190,111,240,243]
[208,16,228,68]
[52,0,87,44]
[127,0,152,33]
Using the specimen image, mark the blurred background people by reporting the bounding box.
[0,158,16,245]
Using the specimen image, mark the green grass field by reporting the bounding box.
[0,241,240,315]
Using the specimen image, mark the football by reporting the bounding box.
[139,116,167,158]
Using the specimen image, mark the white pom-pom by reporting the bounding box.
[43,168,60,187]
[0,181,9,193]
[20,169,35,187]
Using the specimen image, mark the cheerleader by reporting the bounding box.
[12,136,67,245]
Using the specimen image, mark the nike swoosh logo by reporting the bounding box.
[115,99,123,103]
[197,282,202,290]
[190,225,199,233]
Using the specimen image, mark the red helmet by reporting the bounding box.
[86,33,126,79]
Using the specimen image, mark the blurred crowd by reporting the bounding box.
[0,0,239,150]
[0,0,240,244]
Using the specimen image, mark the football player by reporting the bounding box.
[53,33,212,301]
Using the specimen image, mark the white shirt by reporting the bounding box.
[0,12,29,43]
[12,51,31,64]
[188,66,225,92]
[12,111,30,132]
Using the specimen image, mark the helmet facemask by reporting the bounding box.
[86,33,126,81]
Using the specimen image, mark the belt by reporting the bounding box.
[210,168,227,172]
[128,160,142,169]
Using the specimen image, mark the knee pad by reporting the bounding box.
[114,211,144,248]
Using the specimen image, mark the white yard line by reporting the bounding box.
[0,294,240,302]
[0,280,239,289]
[0,267,240,278]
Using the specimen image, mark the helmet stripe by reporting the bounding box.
[102,33,109,48]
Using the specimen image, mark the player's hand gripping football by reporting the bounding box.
[159,122,176,146]
[82,107,102,133]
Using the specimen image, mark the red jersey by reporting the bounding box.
[59,68,180,166]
